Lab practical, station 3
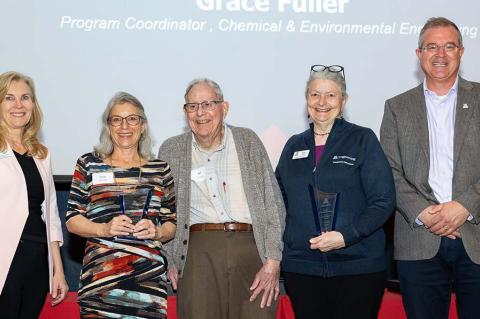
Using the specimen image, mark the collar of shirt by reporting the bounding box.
[192,124,228,155]
[423,76,458,100]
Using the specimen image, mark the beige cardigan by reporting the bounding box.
[0,144,63,293]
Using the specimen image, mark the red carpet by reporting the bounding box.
[39,290,458,319]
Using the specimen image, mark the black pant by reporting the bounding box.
[398,237,480,319]
[283,270,386,319]
[0,239,49,319]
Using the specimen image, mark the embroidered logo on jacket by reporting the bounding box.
[332,155,356,166]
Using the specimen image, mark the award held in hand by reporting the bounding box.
[308,184,338,234]
[114,188,153,244]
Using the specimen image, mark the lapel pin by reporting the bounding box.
[463,103,469,109]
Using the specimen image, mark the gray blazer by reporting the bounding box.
[158,125,286,277]
[380,77,480,264]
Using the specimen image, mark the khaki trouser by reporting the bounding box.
[177,231,277,319]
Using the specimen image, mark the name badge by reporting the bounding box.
[0,149,13,159]
[292,150,310,160]
[191,167,206,182]
[92,172,114,185]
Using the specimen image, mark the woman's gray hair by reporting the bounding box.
[305,70,348,98]
[184,78,224,102]
[94,91,153,159]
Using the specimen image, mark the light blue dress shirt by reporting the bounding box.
[425,78,457,204]
[416,78,473,225]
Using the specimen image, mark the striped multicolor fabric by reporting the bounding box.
[66,152,176,318]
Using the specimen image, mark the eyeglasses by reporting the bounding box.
[310,64,347,89]
[108,114,144,127]
[311,64,345,76]
[310,65,346,81]
[421,43,461,53]
[183,100,222,113]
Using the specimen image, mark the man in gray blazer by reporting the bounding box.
[380,17,480,319]
[158,78,285,319]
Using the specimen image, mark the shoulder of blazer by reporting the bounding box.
[387,83,424,107]
[458,76,480,92]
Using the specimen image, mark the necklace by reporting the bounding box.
[314,131,330,136]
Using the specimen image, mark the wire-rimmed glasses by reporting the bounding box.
[420,43,461,53]
[183,100,223,113]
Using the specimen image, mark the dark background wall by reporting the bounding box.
[56,190,84,290]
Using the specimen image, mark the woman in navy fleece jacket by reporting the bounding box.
[275,65,395,319]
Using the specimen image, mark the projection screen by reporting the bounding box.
[1,0,479,176]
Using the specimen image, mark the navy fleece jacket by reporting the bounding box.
[275,119,395,277]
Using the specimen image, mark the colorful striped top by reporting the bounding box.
[66,152,176,247]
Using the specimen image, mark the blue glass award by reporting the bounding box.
[114,188,153,244]
[308,184,338,234]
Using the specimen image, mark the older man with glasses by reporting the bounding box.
[158,78,285,319]
[381,17,480,319]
